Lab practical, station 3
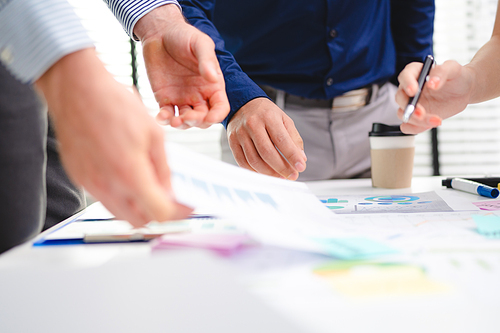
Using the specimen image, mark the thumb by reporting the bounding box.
[427,60,462,90]
[283,115,306,160]
[192,33,220,83]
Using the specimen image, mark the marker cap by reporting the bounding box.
[477,186,500,199]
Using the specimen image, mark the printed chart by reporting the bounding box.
[319,191,453,214]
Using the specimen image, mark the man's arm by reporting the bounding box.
[36,48,192,226]
[1,0,191,226]
[395,0,500,134]
[180,1,306,180]
[104,0,229,129]
[390,0,435,83]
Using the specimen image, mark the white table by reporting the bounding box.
[1,177,499,333]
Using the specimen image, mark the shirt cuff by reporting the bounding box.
[104,0,181,41]
[222,72,270,128]
[0,0,94,83]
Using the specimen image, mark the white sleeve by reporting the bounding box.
[103,0,181,41]
[0,0,95,83]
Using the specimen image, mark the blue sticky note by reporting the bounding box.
[313,238,398,260]
[472,215,500,238]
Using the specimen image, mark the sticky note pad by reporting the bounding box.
[153,233,252,255]
[313,238,398,260]
[472,215,500,238]
[313,261,450,297]
[473,200,500,211]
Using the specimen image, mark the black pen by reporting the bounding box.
[403,55,435,123]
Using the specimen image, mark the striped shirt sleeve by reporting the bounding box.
[103,0,181,41]
[0,0,94,83]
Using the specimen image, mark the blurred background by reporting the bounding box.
[69,0,500,177]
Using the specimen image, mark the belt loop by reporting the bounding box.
[368,83,379,105]
[275,89,286,110]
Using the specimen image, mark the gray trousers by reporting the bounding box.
[0,64,85,254]
[221,82,401,181]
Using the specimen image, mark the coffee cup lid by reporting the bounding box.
[368,123,414,137]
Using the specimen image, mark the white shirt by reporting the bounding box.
[0,0,179,83]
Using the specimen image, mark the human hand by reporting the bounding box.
[396,60,474,134]
[226,98,307,180]
[134,4,229,129]
[36,49,192,227]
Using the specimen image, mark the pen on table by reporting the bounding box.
[442,177,500,188]
[442,177,499,199]
[402,54,435,123]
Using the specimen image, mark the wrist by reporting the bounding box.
[35,48,112,120]
[463,63,479,104]
[133,4,184,42]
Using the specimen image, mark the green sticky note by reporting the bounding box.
[472,215,500,238]
[313,238,398,260]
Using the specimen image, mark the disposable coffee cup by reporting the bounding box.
[369,123,415,189]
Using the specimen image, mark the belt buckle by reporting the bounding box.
[331,87,371,112]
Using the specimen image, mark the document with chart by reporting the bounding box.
[165,143,396,259]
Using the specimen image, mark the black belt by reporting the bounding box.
[261,84,379,112]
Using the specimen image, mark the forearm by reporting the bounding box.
[181,2,267,127]
[35,48,110,126]
[133,3,184,41]
[466,34,500,104]
[35,46,190,227]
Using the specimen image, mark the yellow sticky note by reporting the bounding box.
[314,262,450,298]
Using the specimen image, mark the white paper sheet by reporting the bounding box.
[166,143,393,258]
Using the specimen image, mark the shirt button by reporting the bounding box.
[329,29,338,38]
[0,46,13,65]
[326,78,334,86]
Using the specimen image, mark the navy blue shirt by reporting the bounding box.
[180,0,435,127]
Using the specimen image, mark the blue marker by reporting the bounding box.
[448,178,499,199]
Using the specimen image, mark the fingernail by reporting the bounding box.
[301,150,307,161]
[157,118,170,126]
[429,77,440,89]
[184,120,198,127]
[287,172,299,180]
[429,117,441,126]
[295,161,306,173]
[414,108,422,118]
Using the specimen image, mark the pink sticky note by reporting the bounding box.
[473,200,500,211]
[152,233,253,256]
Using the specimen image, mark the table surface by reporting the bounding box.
[1,176,500,333]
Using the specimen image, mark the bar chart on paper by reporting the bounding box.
[319,191,454,214]
[164,142,334,235]
[172,171,281,212]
